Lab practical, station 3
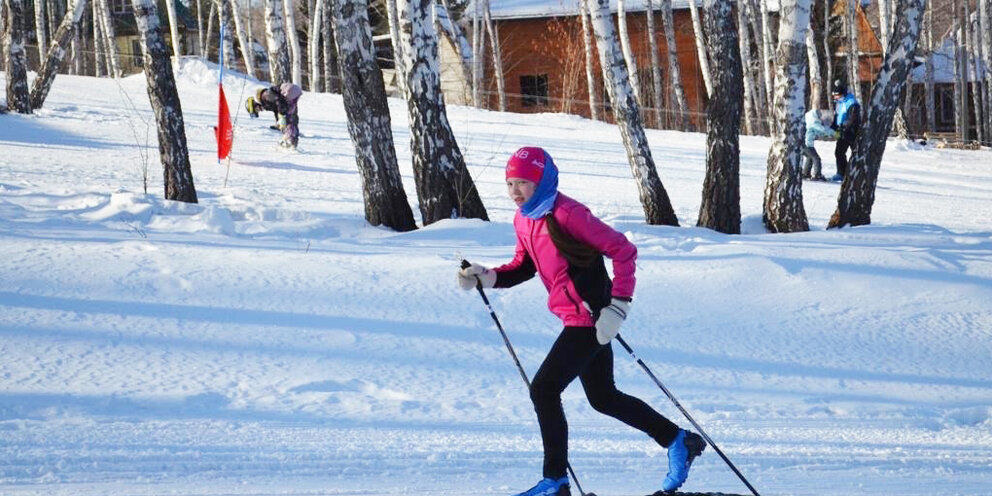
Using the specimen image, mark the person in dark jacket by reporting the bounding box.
[457,147,705,496]
[830,79,861,181]
[245,82,302,149]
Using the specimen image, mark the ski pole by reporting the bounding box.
[614,334,761,496]
[461,260,591,496]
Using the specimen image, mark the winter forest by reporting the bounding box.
[4,0,991,232]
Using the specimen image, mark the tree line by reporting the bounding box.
[3,0,987,234]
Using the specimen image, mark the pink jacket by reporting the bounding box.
[494,194,636,327]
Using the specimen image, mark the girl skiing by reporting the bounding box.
[457,147,705,496]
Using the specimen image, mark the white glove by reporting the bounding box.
[596,298,630,344]
[457,263,496,290]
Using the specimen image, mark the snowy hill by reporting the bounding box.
[1,59,991,495]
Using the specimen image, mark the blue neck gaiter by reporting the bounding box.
[520,154,559,219]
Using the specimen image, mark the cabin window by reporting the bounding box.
[520,74,549,107]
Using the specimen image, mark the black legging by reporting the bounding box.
[530,326,680,478]
[835,136,854,177]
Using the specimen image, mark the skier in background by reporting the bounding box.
[245,82,302,150]
[830,79,861,181]
[802,108,835,181]
[457,146,706,496]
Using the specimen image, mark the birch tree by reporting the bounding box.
[483,1,506,111]
[398,0,488,224]
[435,0,470,100]
[763,0,811,233]
[96,0,119,76]
[264,0,290,83]
[230,0,256,78]
[283,0,301,85]
[580,0,599,121]
[34,0,47,61]
[164,0,181,59]
[385,0,407,94]
[4,0,31,114]
[965,3,984,143]
[924,0,935,134]
[645,0,663,127]
[332,0,417,232]
[846,0,862,102]
[829,0,924,229]
[806,27,823,111]
[471,0,487,107]
[131,0,198,203]
[589,0,678,226]
[687,0,713,97]
[618,0,641,103]
[981,0,992,143]
[30,0,88,110]
[308,0,322,90]
[738,0,759,134]
[322,0,338,92]
[698,0,743,234]
[659,0,689,130]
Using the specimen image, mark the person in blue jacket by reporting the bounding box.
[830,79,861,181]
[803,108,835,181]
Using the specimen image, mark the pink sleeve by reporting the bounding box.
[563,207,637,298]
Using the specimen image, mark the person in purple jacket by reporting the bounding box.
[457,147,705,496]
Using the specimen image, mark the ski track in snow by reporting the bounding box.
[1,60,991,495]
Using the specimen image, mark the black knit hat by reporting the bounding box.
[831,79,847,95]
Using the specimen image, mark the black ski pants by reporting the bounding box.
[530,326,680,479]
[834,136,854,177]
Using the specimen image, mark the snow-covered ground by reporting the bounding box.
[1,60,990,496]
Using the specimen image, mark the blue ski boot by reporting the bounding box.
[662,429,706,492]
[512,476,570,496]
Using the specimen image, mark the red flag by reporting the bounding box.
[214,84,233,160]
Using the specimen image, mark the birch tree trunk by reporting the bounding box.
[196,0,204,55]
[230,0,256,78]
[618,0,641,103]
[164,0,181,58]
[659,0,689,130]
[589,0,679,226]
[763,0,810,233]
[332,0,417,232]
[759,0,775,111]
[4,0,31,113]
[30,0,89,110]
[434,0,470,100]
[204,1,215,60]
[0,1,5,74]
[878,0,890,52]
[580,0,599,121]
[264,0,290,83]
[385,0,407,95]
[687,0,713,97]
[471,0,486,107]
[823,0,831,109]
[308,0,322,90]
[131,0,198,203]
[34,0,47,61]
[398,0,488,224]
[847,0,862,102]
[93,0,105,76]
[981,0,992,144]
[965,3,983,143]
[283,0,301,85]
[806,27,822,111]
[738,0,758,135]
[829,0,924,228]
[96,0,118,76]
[952,0,965,141]
[924,0,935,134]
[217,0,235,69]
[698,0,743,234]
[483,0,506,111]
[322,0,338,92]
[645,0,663,127]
